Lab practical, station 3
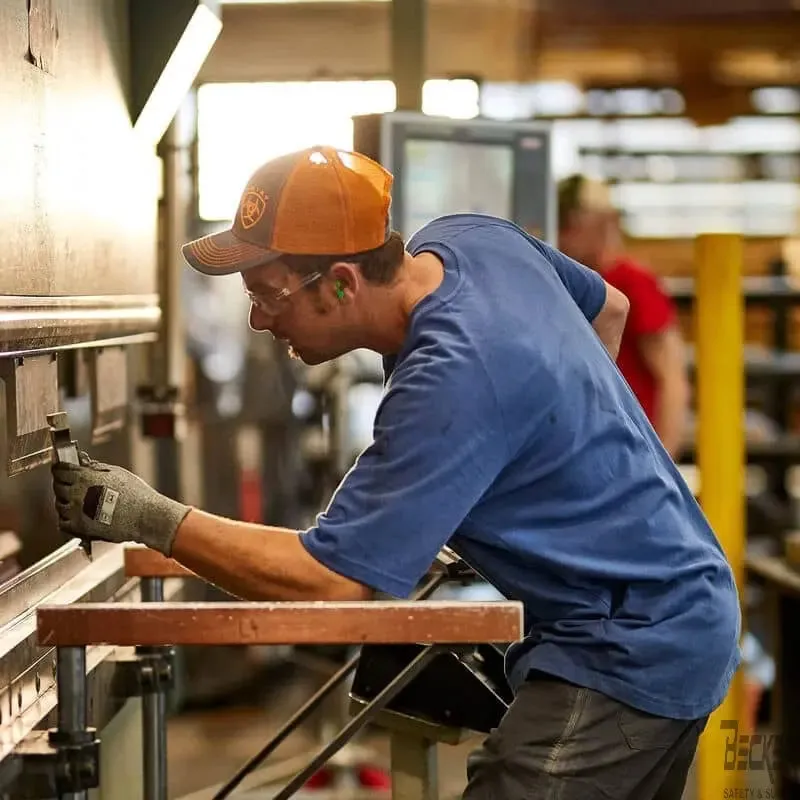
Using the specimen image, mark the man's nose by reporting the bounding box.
[248,304,275,333]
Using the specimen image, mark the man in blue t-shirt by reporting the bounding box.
[52,146,741,800]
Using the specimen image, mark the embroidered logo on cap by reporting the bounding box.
[240,186,268,229]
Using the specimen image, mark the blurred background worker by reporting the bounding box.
[558,175,690,459]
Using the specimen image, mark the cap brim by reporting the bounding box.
[181,228,281,276]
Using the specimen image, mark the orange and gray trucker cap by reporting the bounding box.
[182,146,394,276]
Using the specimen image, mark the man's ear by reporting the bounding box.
[328,263,360,303]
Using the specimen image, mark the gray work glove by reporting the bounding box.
[52,452,191,556]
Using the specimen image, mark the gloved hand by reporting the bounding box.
[52,452,192,556]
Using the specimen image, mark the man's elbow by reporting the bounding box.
[326,576,375,602]
[593,284,629,332]
[608,284,630,325]
[591,284,629,358]
[342,582,375,601]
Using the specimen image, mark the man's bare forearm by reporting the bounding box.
[595,319,625,360]
[655,376,689,458]
[170,509,373,602]
[638,326,690,458]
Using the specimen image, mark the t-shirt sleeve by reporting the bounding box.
[622,268,676,337]
[299,346,509,598]
[533,240,607,322]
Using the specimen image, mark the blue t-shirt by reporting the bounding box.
[300,213,741,720]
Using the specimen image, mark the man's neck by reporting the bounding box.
[598,252,623,273]
[362,252,445,355]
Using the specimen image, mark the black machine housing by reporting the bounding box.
[350,642,513,734]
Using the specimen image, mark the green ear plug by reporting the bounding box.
[335,280,345,300]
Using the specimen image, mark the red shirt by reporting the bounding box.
[602,258,676,423]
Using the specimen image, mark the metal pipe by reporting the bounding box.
[56,646,87,800]
[140,577,164,605]
[694,233,746,800]
[140,577,168,800]
[57,647,87,736]
[153,116,188,394]
[270,645,442,800]
[152,116,184,503]
[213,568,451,799]
[141,692,167,800]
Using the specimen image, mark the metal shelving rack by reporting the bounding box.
[666,268,800,528]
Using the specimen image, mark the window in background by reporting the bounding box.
[481,82,800,237]
[197,79,479,221]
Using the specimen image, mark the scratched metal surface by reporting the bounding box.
[0,543,125,762]
[0,0,160,332]
[0,542,189,771]
[0,294,161,355]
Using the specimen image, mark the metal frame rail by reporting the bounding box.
[123,548,477,800]
[29,548,521,800]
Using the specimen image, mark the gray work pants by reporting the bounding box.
[462,672,707,800]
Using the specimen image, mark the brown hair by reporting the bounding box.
[281,231,406,286]
[558,174,615,231]
[558,175,585,231]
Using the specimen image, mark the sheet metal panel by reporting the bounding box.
[0,0,160,351]
[0,542,189,770]
[0,543,126,762]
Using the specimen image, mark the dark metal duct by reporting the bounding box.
[129,0,222,148]
[537,0,799,24]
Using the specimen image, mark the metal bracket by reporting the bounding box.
[46,412,80,466]
[435,547,479,583]
[86,347,128,444]
[46,412,92,559]
[113,648,175,697]
[0,354,59,476]
[13,727,100,798]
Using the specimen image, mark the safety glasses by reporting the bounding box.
[244,271,323,316]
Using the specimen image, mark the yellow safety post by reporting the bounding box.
[695,233,746,799]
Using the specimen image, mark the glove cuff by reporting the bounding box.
[139,498,193,556]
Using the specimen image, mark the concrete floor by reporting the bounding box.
[166,658,487,800]
[167,701,479,799]
[165,661,775,800]
[168,699,479,799]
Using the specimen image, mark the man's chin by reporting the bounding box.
[287,345,326,366]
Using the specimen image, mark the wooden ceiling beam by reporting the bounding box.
[199,2,799,90]
[537,20,800,53]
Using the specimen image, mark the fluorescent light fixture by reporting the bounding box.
[131,2,223,148]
